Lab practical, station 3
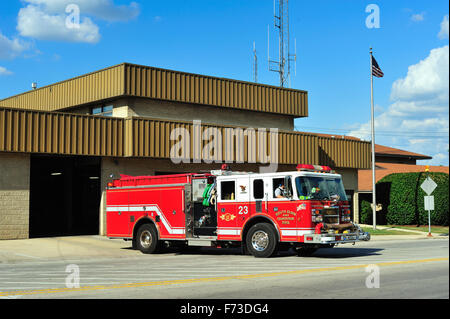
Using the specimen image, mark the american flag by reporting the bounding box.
[372,55,384,78]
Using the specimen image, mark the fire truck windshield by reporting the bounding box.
[295,176,348,201]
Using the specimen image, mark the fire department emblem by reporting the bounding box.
[239,185,247,193]
[220,213,236,222]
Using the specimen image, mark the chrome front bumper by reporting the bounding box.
[304,231,371,244]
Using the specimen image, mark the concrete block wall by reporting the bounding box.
[0,153,30,240]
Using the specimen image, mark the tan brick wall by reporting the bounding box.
[0,153,30,240]
[335,167,359,223]
[127,98,295,130]
[62,97,295,131]
[335,168,358,192]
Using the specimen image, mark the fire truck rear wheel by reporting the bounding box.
[136,224,159,254]
[246,223,278,258]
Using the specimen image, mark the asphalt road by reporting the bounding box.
[0,238,448,300]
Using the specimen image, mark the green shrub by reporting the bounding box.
[376,172,449,226]
[360,200,373,224]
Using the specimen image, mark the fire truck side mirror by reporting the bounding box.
[284,176,293,199]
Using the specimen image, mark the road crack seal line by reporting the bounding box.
[0,257,447,297]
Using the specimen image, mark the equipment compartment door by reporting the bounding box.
[155,187,186,239]
[106,190,130,237]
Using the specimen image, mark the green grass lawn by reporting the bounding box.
[389,225,449,234]
[361,227,420,236]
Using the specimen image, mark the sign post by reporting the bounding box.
[424,196,434,236]
[420,167,437,237]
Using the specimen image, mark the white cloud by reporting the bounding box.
[439,15,449,40]
[0,31,29,59]
[391,46,449,104]
[411,12,425,22]
[0,66,13,76]
[16,1,140,43]
[349,45,449,166]
[17,5,100,44]
[23,0,140,22]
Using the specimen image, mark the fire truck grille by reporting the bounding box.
[321,208,339,224]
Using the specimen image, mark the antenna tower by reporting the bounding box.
[268,0,296,87]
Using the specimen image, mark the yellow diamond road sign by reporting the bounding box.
[421,177,437,196]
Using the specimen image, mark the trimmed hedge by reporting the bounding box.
[376,172,449,226]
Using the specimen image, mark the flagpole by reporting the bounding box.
[370,47,377,230]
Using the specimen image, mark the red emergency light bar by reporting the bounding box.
[296,164,332,172]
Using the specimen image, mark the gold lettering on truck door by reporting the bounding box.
[275,210,296,225]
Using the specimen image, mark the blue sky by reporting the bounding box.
[0,0,448,165]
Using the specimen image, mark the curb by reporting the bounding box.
[368,235,449,241]
[359,224,449,237]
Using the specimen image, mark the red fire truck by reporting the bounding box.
[106,164,370,258]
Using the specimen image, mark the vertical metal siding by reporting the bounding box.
[0,65,125,111]
[127,118,319,165]
[0,108,124,156]
[123,64,308,117]
[0,108,370,168]
[318,136,371,169]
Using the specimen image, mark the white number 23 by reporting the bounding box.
[238,206,248,215]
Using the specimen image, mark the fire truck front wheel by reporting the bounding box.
[136,224,159,254]
[246,223,278,258]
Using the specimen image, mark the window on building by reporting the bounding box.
[253,179,264,200]
[91,105,113,117]
[221,181,235,200]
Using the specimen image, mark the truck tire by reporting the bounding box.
[246,223,278,258]
[136,223,159,254]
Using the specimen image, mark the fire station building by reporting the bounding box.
[0,63,371,240]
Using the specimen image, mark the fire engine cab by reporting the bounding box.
[106,164,370,258]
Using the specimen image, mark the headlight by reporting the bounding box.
[312,209,323,223]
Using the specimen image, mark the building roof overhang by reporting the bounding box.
[0,107,371,169]
[0,63,309,118]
